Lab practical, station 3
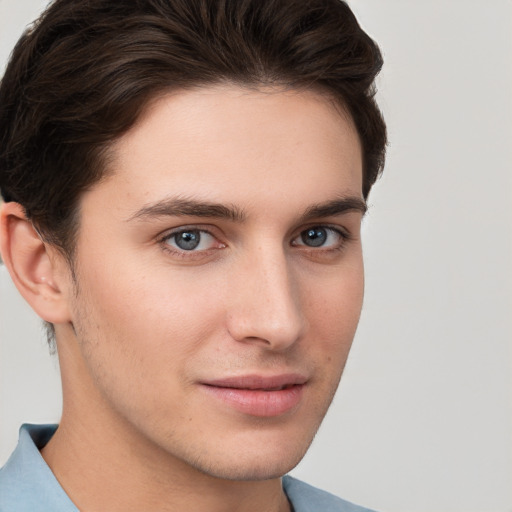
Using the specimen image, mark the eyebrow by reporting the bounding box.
[127,195,366,223]
[127,196,246,222]
[299,197,367,221]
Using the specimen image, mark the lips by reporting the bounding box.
[200,374,307,417]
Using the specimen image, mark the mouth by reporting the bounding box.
[203,374,307,390]
[200,374,308,417]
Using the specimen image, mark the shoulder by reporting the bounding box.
[283,475,377,512]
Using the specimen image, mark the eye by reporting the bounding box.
[162,229,223,252]
[292,226,345,249]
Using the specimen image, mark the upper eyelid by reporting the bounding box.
[289,227,350,255]
[293,224,351,240]
[158,227,223,256]
[158,224,218,240]
[156,228,216,255]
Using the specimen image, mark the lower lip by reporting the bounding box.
[201,384,305,417]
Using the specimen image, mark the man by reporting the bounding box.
[0,0,386,510]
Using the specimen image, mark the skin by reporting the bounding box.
[0,85,365,512]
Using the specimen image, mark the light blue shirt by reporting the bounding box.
[0,424,376,512]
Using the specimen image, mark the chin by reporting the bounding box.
[182,428,316,482]
[195,452,306,482]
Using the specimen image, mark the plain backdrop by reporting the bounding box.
[1,1,511,512]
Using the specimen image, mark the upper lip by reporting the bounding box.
[202,374,308,391]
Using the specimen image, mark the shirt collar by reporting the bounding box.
[0,424,78,512]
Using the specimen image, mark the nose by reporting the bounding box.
[226,247,306,351]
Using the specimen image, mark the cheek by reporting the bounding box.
[68,268,227,433]
[80,256,221,337]
[303,262,364,361]
[71,260,225,390]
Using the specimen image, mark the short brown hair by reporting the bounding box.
[0,0,386,256]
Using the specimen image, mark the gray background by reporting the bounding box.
[1,1,511,511]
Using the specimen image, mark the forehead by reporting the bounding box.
[84,85,363,219]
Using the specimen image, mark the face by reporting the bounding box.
[59,85,365,481]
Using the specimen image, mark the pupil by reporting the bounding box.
[175,231,200,250]
[302,228,327,247]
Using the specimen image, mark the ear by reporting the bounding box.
[0,202,72,324]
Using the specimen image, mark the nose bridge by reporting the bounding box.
[227,243,305,350]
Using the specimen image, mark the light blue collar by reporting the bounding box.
[0,424,79,511]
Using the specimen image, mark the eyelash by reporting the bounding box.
[157,224,352,259]
[291,225,351,251]
[158,226,222,259]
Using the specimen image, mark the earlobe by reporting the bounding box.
[0,202,72,324]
